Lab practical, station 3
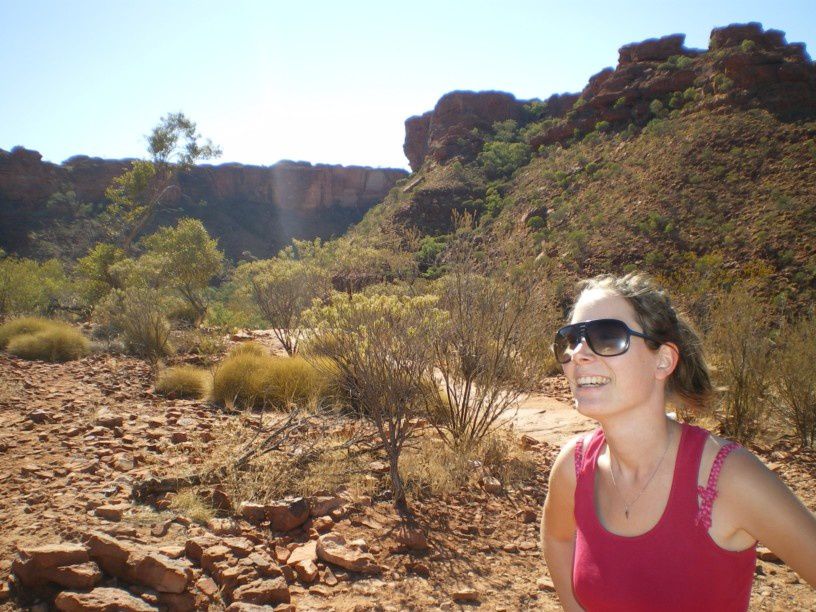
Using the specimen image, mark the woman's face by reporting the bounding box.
[562,288,667,420]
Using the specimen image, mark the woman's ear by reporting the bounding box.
[655,342,679,380]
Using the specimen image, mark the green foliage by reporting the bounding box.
[594,121,611,133]
[139,218,224,324]
[739,39,757,53]
[658,55,694,71]
[649,99,667,118]
[155,365,210,399]
[526,215,546,230]
[478,141,532,179]
[713,73,734,93]
[240,256,332,355]
[0,257,69,316]
[613,96,627,110]
[94,286,173,363]
[75,243,127,305]
[103,113,221,251]
[28,188,107,260]
[416,235,449,279]
[211,352,329,410]
[5,321,89,362]
[491,120,520,143]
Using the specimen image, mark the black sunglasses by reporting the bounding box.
[552,318,661,364]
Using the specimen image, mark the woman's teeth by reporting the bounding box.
[577,376,610,387]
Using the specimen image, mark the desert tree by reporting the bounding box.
[774,314,816,447]
[706,286,772,443]
[241,256,332,356]
[430,213,557,450]
[304,293,446,510]
[139,218,224,325]
[103,112,221,252]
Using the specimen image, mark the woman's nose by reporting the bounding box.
[570,338,595,362]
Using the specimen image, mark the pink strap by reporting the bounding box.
[574,439,585,477]
[695,442,739,530]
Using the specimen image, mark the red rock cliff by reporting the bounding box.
[0,148,407,259]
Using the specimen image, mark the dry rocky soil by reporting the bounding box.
[1,334,814,611]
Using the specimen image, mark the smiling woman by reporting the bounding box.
[540,273,816,611]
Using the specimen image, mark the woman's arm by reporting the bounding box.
[721,448,816,587]
[541,438,585,611]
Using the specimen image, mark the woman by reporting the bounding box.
[540,273,816,611]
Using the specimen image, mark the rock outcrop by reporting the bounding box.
[0,148,407,259]
[403,23,816,171]
[403,91,527,171]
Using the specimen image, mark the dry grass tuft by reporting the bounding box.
[5,322,90,362]
[184,413,377,504]
[0,317,54,349]
[211,352,330,410]
[169,489,216,524]
[227,342,268,358]
[155,365,210,399]
[400,427,537,497]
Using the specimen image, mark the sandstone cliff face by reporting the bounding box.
[403,23,816,170]
[0,148,407,259]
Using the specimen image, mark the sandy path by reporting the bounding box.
[506,392,595,447]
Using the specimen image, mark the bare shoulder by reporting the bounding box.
[549,431,594,487]
[698,432,770,490]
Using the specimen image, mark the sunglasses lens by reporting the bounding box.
[587,319,629,356]
[553,326,578,363]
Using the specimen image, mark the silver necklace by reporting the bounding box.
[608,428,673,520]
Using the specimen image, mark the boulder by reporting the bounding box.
[265,497,310,532]
[130,552,190,593]
[315,534,379,574]
[12,543,90,588]
[286,541,317,566]
[231,577,291,606]
[54,587,158,611]
[42,562,103,589]
[86,531,134,577]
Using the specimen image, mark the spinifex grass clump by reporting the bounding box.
[155,365,210,399]
[211,352,329,410]
[0,317,53,349]
[3,318,90,362]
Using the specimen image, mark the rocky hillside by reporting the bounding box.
[0,148,407,260]
[356,22,816,307]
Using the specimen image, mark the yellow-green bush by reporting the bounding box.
[0,317,53,349]
[227,342,268,358]
[6,322,90,362]
[211,352,329,410]
[155,365,210,399]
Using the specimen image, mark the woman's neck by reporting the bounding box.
[600,411,678,480]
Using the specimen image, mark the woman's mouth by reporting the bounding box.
[576,376,610,388]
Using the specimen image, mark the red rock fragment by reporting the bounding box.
[231,577,291,606]
[54,587,158,611]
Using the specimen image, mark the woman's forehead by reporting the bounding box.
[571,289,638,324]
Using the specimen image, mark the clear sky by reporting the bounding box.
[1,0,814,170]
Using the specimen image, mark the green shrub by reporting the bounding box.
[0,317,53,349]
[155,365,210,399]
[739,39,757,53]
[0,257,69,316]
[6,323,90,362]
[526,215,546,230]
[477,141,532,179]
[211,352,329,410]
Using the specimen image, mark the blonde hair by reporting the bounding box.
[571,273,713,411]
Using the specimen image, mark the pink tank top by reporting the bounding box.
[572,423,756,611]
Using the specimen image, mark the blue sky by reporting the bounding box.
[1,1,814,169]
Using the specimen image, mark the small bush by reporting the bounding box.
[6,323,90,362]
[228,342,268,358]
[774,316,816,447]
[155,365,210,399]
[211,352,329,410]
[0,317,53,349]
